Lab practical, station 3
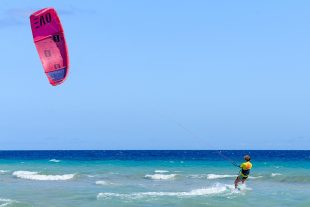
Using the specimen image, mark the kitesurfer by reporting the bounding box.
[234,155,252,189]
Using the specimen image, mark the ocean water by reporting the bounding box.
[0,150,309,207]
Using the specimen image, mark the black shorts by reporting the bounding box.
[237,174,248,180]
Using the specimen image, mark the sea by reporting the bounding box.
[0,150,309,207]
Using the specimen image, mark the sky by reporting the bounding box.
[0,0,310,150]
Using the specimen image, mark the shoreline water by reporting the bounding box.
[0,150,309,207]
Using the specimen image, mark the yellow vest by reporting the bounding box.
[240,161,252,177]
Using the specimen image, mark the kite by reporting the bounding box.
[30,8,69,86]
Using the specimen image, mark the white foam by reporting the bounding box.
[0,170,8,174]
[207,174,236,179]
[190,174,262,180]
[238,184,252,191]
[249,176,263,179]
[145,173,177,180]
[12,171,75,181]
[49,159,61,163]
[97,184,230,200]
[154,170,169,173]
[96,180,112,185]
[226,184,252,192]
[271,173,282,177]
[0,198,16,207]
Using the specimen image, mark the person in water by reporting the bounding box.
[234,155,252,189]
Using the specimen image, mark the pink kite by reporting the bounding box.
[30,8,69,86]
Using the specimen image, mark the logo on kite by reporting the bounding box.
[30,8,69,86]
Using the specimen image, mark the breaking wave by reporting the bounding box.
[249,176,263,179]
[145,173,177,180]
[189,173,263,180]
[12,171,75,181]
[207,174,236,179]
[201,173,310,183]
[271,173,282,177]
[0,198,16,206]
[49,159,61,163]
[0,170,9,174]
[154,170,169,173]
[97,184,244,200]
[96,180,114,185]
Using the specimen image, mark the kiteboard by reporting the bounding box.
[30,8,69,86]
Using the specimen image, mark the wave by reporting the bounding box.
[145,174,177,180]
[271,173,282,177]
[249,176,263,179]
[49,159,61,163]
[193,173,310,183]
[95,180,114,185]
[204,173,310,183]
[0,170,9,174]
[97,184,246,200]
[189,174,263,180]
[154,170,169,173]
[12,171,75,181]
[207,174,236,179]
[0,198,16,206]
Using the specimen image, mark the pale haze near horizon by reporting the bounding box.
[0,0,309,150]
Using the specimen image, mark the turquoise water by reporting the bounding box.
[0,151,309,207]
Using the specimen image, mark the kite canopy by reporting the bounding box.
[30,8,69,86]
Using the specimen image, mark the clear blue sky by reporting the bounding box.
[0,0,309,150]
